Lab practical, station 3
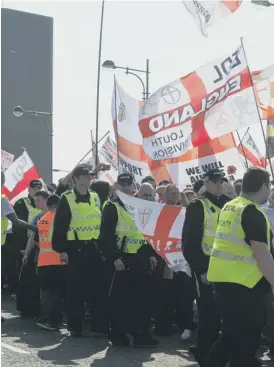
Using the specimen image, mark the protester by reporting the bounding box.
[138,183,155,201]
[207,167,274,367]
[35,194,67,331]
[193,180,204,195]
[159,180,170,187]
[233,178,242,197]
[182,169,231,366]
[16,187,49,318]
[52,164,102,337]
[163,184,180,206]
[90,179,110,208]
[141,175,157,190]
[183,188,196,203]
[156,185,166,202]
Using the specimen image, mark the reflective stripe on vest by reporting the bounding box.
[200,198,220,256]
[64,191,102,241]
[23,198,40,237]
[208,196,271,288]
[37,211,64,267]
[1,195,8,246]
[113,202,146,254]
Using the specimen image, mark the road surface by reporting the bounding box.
[1,295,273,367]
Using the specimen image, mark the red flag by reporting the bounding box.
[2,150,42,203]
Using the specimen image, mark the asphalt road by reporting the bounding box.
[1,295,273,367]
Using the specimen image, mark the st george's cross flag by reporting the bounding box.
[238,129,266,168]
[183,0,243,37]
[117,191,190,274]
[138,45,260,162]
[99,136,119,184]
[2,150,42,203]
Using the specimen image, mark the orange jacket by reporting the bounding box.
[37,211,64,267]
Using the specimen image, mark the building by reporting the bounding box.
[1,8,53,183]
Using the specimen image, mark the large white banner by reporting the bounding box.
[167,147,245,187]
[139,45,260,162]
[183,0,243,37]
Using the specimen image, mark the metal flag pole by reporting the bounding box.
[95,0,105,167]
[146,59,150,100]
[236,128,249,169]
[113,74,120,170]
[240,37,274,180]
[76,130,110,166]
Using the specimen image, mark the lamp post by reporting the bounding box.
[251,0,274,6]
[102,59,150,101]
[13,105,53,182]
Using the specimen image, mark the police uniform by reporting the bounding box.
[206,196,273,366]
[36,195,66,330]
[99,173,158,347]
[182,169,231,365]
[52,165,102,335]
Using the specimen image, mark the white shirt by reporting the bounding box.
[1,196,14,217]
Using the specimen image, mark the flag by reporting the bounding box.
[112,81,246,189]
[112,81,171,189]
[2,150,42,203]
[117,191,190,274]
[139,45,260,162]
[99,136,118,184]
[252,64,274,120]
[166,133,245,186]
[238,129,266,167]
[183,0,242,37]
[1,150,14,171]
[267,119,274,158]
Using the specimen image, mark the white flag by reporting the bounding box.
[183,0,243,37]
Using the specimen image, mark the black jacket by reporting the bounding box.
[99,198,156,263]
[182,192,231,276]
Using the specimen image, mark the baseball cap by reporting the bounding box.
[47,194,60,208]
[204,169,225,181]
[117,173,134,185]
[72,164,94,178]
[29,179,42,189]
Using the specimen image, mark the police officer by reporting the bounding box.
[52,164,101,336]
[206,167,274,367]
[99,173,158,347]
[182,169,231,366]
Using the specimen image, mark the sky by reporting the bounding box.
[2,0,274,182]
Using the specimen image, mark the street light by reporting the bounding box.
[251,0,274,6]
[13,105,53,182]
[102,59,150,101]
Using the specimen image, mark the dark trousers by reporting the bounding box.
[1,235,18,294]
[155,272,196,334]
[37,266,66,325]
[263,290,274,346]
[109,254,152,338]
[196,281,221,366]
[16,249,40,317]
[205,283,266,367]
[66,247,99,333]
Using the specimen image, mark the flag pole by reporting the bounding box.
[76,130,110,166]
[113,74,120,170]
[95,0,105,167]
[236,130,249,169]
[240,37,274,180]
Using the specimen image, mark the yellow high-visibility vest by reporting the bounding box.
[1,195,8,246]
[64,191,101,241]
[23,198,40,237]
[207,196,271,288]
[113,202,146,254]
[199,198,221,256]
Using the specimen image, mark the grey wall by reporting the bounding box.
[1,8,53,183]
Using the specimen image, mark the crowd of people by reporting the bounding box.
[1,163,274,367]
